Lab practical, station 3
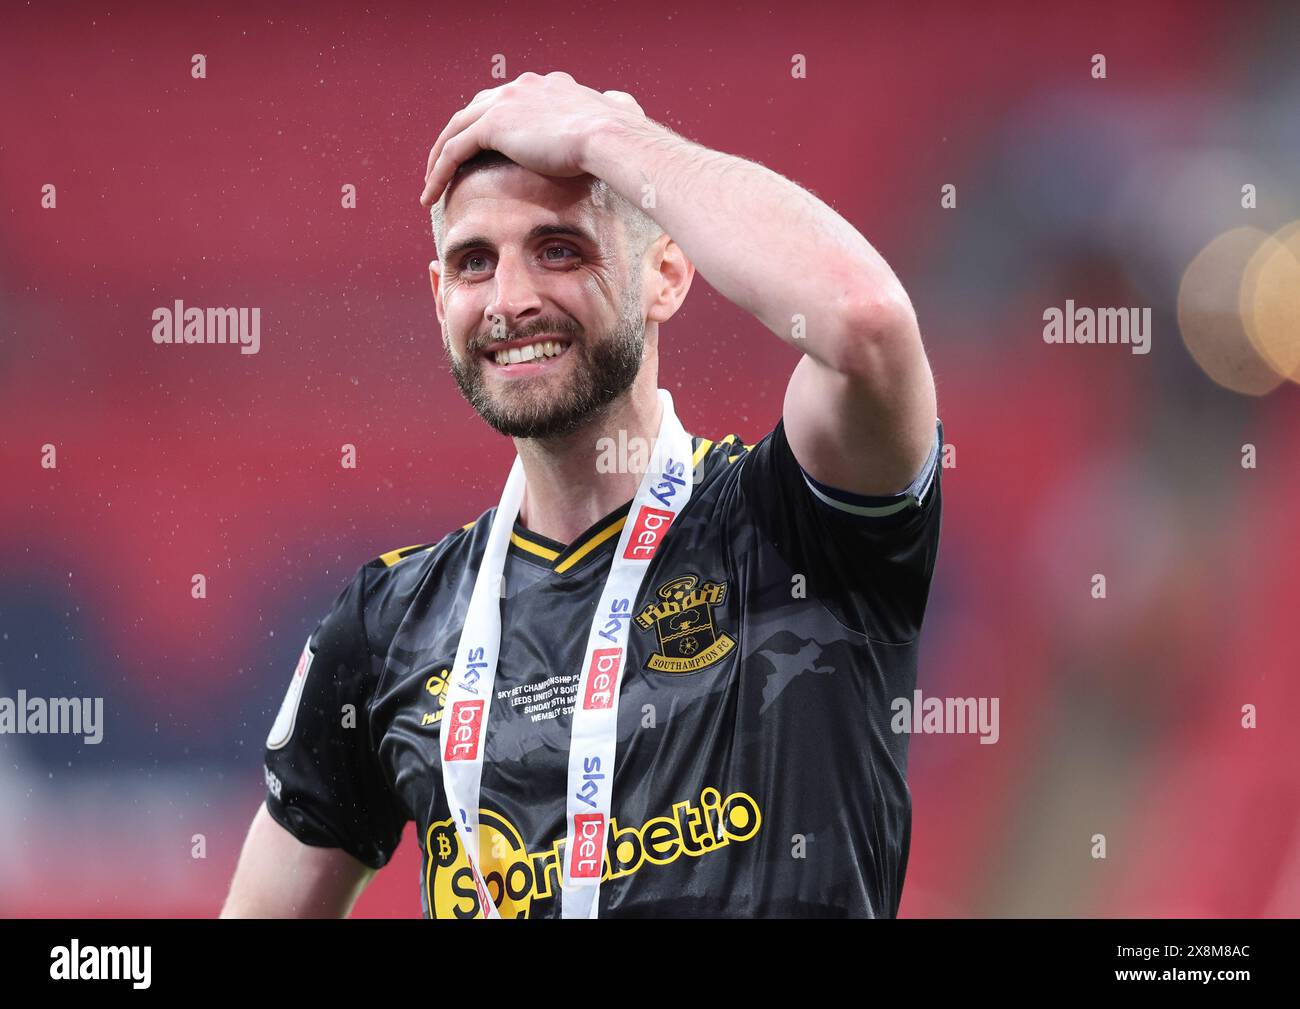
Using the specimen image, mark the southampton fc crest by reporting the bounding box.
[634,574,737,673]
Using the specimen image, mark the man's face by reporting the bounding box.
[434,165,647,439]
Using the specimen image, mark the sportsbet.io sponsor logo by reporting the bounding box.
[425,786,763,918]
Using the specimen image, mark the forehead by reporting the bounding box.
[443,164,617,246]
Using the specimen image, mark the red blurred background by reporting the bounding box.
[1,0,1297,917]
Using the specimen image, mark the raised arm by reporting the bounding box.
[579,109,937,497]
[420,71,937,496]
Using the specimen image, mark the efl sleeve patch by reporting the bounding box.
[266,637,315,750]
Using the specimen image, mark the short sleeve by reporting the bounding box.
[262,563,409,869]
[733,417,944,643]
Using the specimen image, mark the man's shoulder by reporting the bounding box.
[364,528,472,576]
[362,504,497,574]
[690,429,758,487]
[343,515,488,648]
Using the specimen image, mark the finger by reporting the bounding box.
[424,93,495,182]
[428,87,504,180]
[421,120,487,208]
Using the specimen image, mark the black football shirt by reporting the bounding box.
[262,415,944,918]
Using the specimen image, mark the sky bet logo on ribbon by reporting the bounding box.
[596,597,632,645]
[444,700,485,762]
[571,757,608,879]
[569,811,607,880]
[582,648,622,710]
[458,645,489,693]
[650,458,688,508]
[572,754,605,878]
[623,456,687,561]
[624,506,675,561]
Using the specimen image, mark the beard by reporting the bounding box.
[443,294,646,440]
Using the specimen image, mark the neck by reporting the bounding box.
[514,370,664,547]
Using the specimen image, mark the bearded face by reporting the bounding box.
[434,163,651,440]
[443,281,646,440]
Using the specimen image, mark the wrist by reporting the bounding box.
[581,112,660,180]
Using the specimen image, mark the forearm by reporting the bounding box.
[581,114,913,371]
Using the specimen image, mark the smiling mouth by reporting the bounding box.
[482,337,572,369]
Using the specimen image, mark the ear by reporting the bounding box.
[428,260,445,327]
[644,235,695,325]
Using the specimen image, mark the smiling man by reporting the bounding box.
[223,71,943,919]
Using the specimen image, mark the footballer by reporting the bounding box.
[222,71,942,918]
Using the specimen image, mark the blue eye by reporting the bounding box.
[543,245,576,262]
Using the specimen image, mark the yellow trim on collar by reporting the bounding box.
[509,532,561,562]
[554,514,628,574]
[453,433,725,572]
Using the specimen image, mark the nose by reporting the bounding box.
[484,251,543,337]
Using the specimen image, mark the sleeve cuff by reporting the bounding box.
[797,419,942,519]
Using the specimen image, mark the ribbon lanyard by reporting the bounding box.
[440,388,693,919]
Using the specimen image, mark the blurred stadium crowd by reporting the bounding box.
[1,1,1296,916]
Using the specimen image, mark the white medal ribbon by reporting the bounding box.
[440,387,693,919]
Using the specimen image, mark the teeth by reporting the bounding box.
[493,340,568,367]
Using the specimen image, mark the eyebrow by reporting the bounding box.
[442,223,598,264]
